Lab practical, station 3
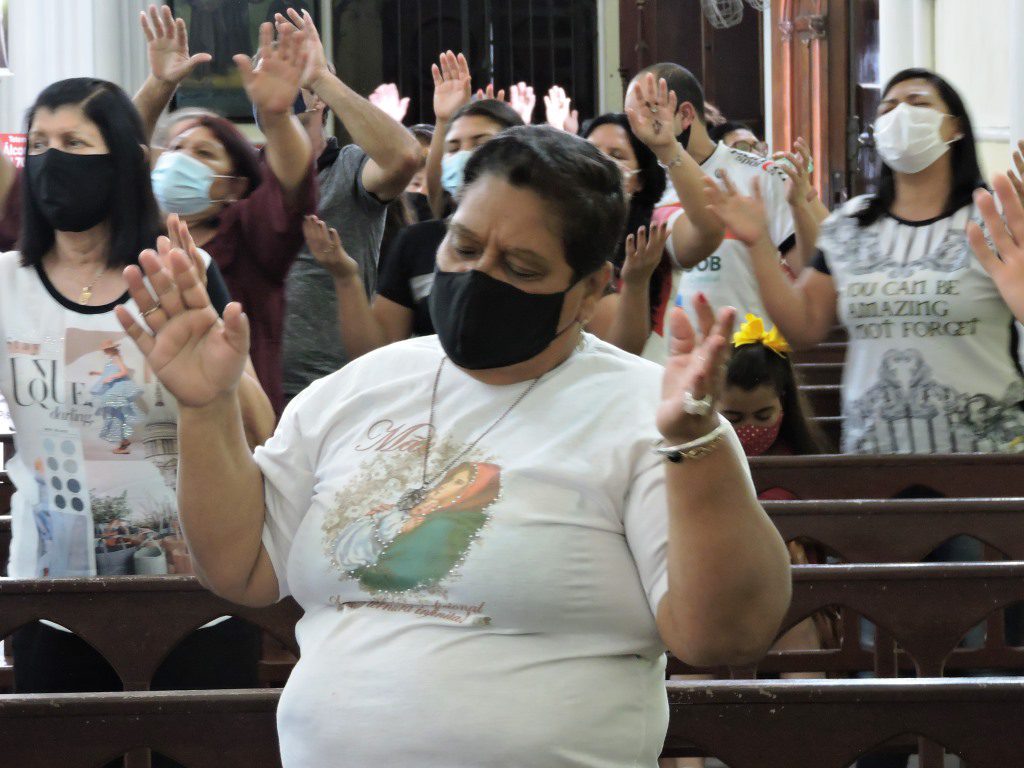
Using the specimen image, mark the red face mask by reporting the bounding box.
[735,414,783,456]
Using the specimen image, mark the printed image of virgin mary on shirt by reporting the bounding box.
[329,461,501,594]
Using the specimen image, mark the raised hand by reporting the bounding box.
[235,22,310,117]
[544,85,579,133]
[625,73,680,152]
[967,174,1024,322]
[279,7,328,89]
[369,83,410,123]
[508,82,536,125]
[474,83,507,103]
[772,137,814,207]
[621,222,670,288]
[704,170,770,248]
[432,51,472,123]
[166,213,207,287]
[140,4,211,84]
[658,294,736,443]
[116,240,249,409]
[1006,139,1024,209]
[303,215,360,280]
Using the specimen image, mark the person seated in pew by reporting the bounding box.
[116,125,792,768]
[720,314,837,655]
[704,68,1024,455]
[0,76,274,768]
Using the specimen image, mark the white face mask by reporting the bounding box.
[873,102,959,175]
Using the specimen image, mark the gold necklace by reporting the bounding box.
[75,264,106,305]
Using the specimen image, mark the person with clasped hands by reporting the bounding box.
[117,126,791,768]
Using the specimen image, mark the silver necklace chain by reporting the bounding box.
[396,357,543,512]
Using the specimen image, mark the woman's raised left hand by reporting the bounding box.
[116,236,250,409]
[657,294,736,444]
[968,173,1024,323]
[140,4,212,84]
[235,21,310,117]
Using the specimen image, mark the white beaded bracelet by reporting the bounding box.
[654,420,730,463]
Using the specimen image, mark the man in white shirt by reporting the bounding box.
[625,63,797,339]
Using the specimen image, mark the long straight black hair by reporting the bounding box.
[857,68,985,227]
[21,78,162,268]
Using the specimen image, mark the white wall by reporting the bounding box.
[880,0,1014,179]
[0,0,149,132]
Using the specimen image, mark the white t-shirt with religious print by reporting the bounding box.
[815,197,1024,454]
[0,251,197,579]
[255,334,747,768]
[657,142,796,327]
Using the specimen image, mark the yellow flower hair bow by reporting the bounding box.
[732,314,791,357]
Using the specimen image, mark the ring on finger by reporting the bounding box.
[142,304,162,319]
[682,391,714,417]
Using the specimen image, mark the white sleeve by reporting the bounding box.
[253,397,318,600]
[623,456,669,617]
[661,208,687,264]
[759,168,797,251]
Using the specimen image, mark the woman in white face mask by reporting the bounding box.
[701,67,1024,455]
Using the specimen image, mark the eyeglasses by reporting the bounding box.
[730,140,769,157]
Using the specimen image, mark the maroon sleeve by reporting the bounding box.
[0,172,22,252]
[226,159,318,283]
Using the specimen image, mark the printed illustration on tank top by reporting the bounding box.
[322,421,502,601]
[845,348,1024,453]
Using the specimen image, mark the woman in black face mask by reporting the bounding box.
[1,77,273,768]
[119,125,791,768]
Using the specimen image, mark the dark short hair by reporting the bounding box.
[638,62,706,125]
[727,343,828,454]
[709,120,753,144]
[858,67,985,227]
[447,99,524,136]
[20,78,161,268]
[169,113,264,199]
[461,125,628,279]
[409,123,434,146]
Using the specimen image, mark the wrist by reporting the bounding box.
[331,271,361,287]
[745,232,774,252]
[654,142,685,165]
[179,390,240,419]
[660,415,720,446]
[307,67,334,94]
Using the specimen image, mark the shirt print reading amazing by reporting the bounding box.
[818,198,1024,454]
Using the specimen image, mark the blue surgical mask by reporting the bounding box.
[441,150,473,196]
[151,151,231,215]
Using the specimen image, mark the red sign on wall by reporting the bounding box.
[0,133,26,168]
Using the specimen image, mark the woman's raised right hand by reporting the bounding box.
[432,50,472,122]
[116,236,250,409]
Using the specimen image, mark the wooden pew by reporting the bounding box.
[0,577,301,692]
[791,341,847,365]
[801,383,841,418]
[765,497,1024,563]
[663,678,1024,768]
[669,562,1024,678]
[749,453,1024,499]
[0,689,282,768]
[795,361,843,386]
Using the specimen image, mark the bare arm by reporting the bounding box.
[283,10,420,201]
[235,22,313,198]
[133,5,212,144]
[426,51,473,218]
[116,245,279,607]
[775,140,829,272]
[705,172,837,347]
[587,223,670,355]
[303,215,413,359]
[626,74,724,268]
[655,302,791,667]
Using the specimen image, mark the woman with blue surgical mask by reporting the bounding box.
[703,67,1024,457]
[148,20,316,416]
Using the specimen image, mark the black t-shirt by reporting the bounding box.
[375,218,445,337]
[206,259,231,316]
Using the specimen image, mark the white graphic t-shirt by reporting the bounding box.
[815,197,1024,454]
[657,142,795,329]
[0,251,196,579]
[255,335,743,767]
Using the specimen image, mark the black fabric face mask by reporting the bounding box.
[26,149,116,232]
[429,268,576,370]
[407,192,433,223]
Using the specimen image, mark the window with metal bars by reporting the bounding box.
[332,0,598,127]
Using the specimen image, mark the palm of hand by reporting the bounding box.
[656,346,712,440]
[435,79,469,120]
[718,192,768,246]
[247,62,301,114]
[147,310,247,408]
[150,42,192,82]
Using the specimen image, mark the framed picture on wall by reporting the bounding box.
[168,0,320,121]
[0,0,11,76]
